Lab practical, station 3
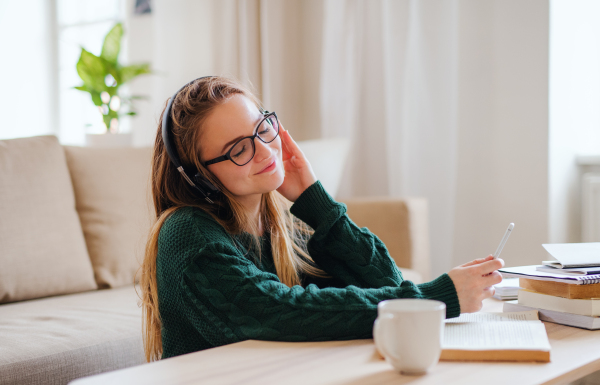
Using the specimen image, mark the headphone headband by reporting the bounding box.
[161,76,220,204]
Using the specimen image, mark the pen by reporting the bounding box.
[493,223,514,259]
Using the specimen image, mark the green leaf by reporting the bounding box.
[101,23,123,64]
[90,92,102,106]
[102,114,112,130]
[74,85,88,91]
[105,86,118,97]
[119,63,151,84]
[124,95,149,100]
[102,59,121,85]
[76,48,107,92]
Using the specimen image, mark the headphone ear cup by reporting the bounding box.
[194,172,220,194]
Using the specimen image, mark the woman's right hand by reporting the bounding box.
[447,255,504,313]
[276,126,318,202]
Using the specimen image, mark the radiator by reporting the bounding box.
[582,172,600,242]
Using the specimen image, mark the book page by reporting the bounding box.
[443,321,551,351]
[445,311,539,323]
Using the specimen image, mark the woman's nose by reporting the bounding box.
[253,138,275,163]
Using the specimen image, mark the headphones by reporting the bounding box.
[161,76,220,204]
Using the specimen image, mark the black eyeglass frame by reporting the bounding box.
[204,111,280,167]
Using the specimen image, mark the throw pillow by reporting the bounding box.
[64,145,155,288]
[0,136,97,303]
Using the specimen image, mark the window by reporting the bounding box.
[0,0,126,143]
[57,0,126,145]
[0,0,55,140]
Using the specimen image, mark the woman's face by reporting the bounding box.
[200,94,284,201]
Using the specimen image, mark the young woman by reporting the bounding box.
[139,76,504,362]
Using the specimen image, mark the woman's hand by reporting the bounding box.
[447,255,504,313]
[276,125,317,202]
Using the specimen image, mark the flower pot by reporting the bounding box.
[85,133,132,148]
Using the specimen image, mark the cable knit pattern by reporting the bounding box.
[156,181,460,359]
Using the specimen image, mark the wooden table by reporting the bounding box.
[70,299,600,385]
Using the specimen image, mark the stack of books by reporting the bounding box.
[499,243,600,330]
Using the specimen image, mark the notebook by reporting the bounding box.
[440,311,551,362]
[542,243,600,268]
[500,265,600,285]
[536,265,600,276]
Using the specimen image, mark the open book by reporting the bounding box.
[440,311,551,362]
[542,243,600,269]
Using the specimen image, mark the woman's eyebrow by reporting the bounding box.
[219,115,263,153]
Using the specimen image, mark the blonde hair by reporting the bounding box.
[138,76,326,362]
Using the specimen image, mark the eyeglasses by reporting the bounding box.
[204,112,280,167]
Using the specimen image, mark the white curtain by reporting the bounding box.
[149,0,324,143]
[319,0,459,277]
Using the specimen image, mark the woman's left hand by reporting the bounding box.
[276,125,317,202]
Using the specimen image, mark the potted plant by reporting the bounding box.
[74,23,151,147]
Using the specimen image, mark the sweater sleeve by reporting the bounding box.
[180,240,460,348]
[290,181,459,311]
[289,181,405,289]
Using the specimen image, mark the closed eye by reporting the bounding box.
[232,145,247,158]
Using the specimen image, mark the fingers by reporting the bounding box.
[482,270,503,286]
[448,257,505,314]
[461,255,494,268]
[279,127,305,159]
[280,128,293,161]
[474,258,504,276]
[482,285,495,300]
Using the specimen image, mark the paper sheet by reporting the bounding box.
[445,310,539,323]
[443,321,550,350]
[542,243,600,267]
[500,265,600,283]
[443,312,551,351]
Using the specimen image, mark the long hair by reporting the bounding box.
[139,76,326,362]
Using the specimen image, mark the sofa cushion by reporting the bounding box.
[0,286,144,385]
[397,268,422,284]
[64,146,154,288]
[0,136,97,303]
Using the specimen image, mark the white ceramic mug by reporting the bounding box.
[373,299,446,375]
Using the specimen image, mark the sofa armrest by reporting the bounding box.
[339,197,431,283]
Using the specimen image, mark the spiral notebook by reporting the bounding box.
[500,265,600,285]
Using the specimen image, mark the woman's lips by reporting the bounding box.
[257,159,276,174]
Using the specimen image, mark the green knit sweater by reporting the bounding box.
[156,181,460,359]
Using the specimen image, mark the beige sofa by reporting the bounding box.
[0,135,429,385]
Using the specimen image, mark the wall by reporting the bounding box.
[125,0,155,147]
[548,0,600,244]
[452,0,549,269]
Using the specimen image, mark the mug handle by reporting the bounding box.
[374,313,401,362]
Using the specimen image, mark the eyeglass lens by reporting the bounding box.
[229,115,280,165]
